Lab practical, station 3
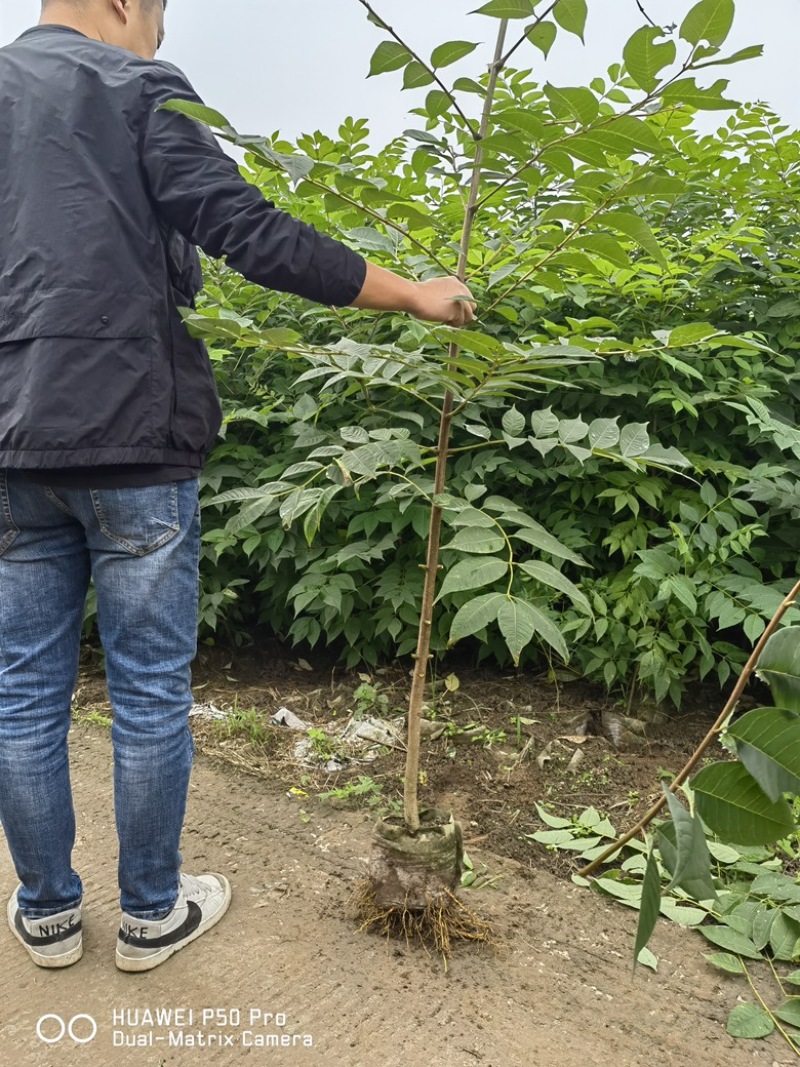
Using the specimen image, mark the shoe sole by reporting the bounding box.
[115,874,232,973]
[6,897,83,969]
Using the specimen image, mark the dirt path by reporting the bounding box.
[0,721,792,1067]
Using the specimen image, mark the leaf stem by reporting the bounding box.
[741,959,799,1053]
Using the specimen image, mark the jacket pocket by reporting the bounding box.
[0,288,154,342]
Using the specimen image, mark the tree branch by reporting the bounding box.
[356,0,481,141]
[635,0,659,29]
[499,1,560,69]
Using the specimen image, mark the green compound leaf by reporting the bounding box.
[728,706,800,802]
[497,599,538,665]
[587,417,621,450]
[752,905,778,952]
[444,527,506,555]
[692,762,795,846]
[662,790,717,902]
[668,322,720,347]
[636,947,658,972]
[159,99,231,129]
[472,0,536,17]
[634,848,662,967]
[498,598,568,663]
[403,62,435,90]
[449,592,505,645]
[554,0,588,42]
[680,0,735,47]
[437,557,509,600]
[619,422,651,458]
[726,1003,774,1040]
[512,526,586,566]
[604,208,667,262]
[527,21,557,57]
[750,871,800,904]
[699,925,762,960]
[756,627,800,712]
[623,26,677,92]
[368,41,412,77]
[545,84,599,125]
[534,803,573,829]
[769,913,800,962]
[502,405,527,437]
[659,898,707,926]
[661,77,739,111]
[774,999,800,1028]
[704,952,744,975]
[518,560,591,613]
[694,44,764,68]
[431,41,480,69]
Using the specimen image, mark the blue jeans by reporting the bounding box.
[0,473,200,920]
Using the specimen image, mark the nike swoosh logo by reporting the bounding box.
[117,900,202,949]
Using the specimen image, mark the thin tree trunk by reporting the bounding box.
[403,20,509,832]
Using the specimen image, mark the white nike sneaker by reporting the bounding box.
[115,872,231,973]
[7,886,83,968]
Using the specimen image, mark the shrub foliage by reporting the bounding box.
[174,0,800,707]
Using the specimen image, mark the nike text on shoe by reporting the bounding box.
[116,872,231,973]
[7,887,83,968]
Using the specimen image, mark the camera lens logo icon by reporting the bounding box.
[36,1014,97,1044]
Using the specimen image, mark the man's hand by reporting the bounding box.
[409,277,476,327]
[351,261,477,326]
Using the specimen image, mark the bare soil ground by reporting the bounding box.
[0,647,794,1066]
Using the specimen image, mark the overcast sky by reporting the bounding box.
[1,1,797,143]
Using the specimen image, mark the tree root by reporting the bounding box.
[350,879,494,961]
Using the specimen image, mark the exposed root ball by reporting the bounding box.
[351,880,494,960]
[368,808,464,910]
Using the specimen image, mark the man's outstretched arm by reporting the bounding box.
[351,263,475,327]
[141,66,474,326]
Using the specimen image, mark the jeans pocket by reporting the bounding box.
[0,472,20,556]
[90,483,180,557]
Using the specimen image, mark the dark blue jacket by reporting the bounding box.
[0,25,366,468]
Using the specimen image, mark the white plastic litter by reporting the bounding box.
[293,715,403,773]
[270,707,309,731]
[189,702,226,721]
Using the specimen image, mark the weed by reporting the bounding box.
[460,850,502,891]
[444,721,507,748]
[74,708,112,729]
[353,680,390,718]
[307,726,346,762]
[319,774,383,807]
[571,768,609,791]
[213,700,271,746]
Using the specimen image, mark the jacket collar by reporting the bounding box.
[17,25,91,43]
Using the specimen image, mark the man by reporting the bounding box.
[0,0,474,973]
